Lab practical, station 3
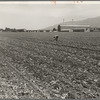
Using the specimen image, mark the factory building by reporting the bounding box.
[58,25,90,32]
[90,27,100,32]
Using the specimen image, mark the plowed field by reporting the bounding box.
[0,32,100,99]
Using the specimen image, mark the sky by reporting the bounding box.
[0,1,100,30]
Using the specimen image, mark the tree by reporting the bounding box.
[53,28,56,32]
[58,25,61,32]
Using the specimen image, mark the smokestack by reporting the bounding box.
[72,19,74,25]
[63,18,64,23]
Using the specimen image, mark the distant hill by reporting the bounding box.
[43,16,100,30]
[43,24,59,30]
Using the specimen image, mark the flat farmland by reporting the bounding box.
[1,32,100,99]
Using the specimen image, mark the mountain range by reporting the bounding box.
[43,16,100,30]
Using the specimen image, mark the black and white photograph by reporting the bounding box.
[0,1,100,99]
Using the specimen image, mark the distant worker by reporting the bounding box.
[54,35,59,41]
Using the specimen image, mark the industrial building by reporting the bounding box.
[90,27,100,32]
[58,25,91,32]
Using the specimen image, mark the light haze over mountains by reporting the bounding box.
[43,16,100,30]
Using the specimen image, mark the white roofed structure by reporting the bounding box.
[58,24,91,32]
